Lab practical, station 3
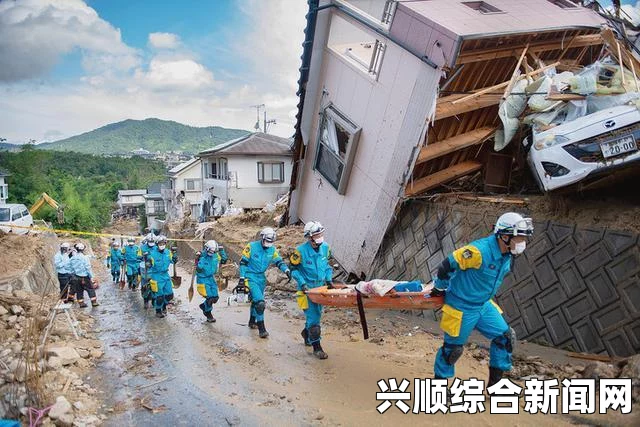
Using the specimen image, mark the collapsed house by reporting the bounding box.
[287,0,640,357]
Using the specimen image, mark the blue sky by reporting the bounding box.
[0,0,308,143]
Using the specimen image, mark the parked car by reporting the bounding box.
[527,104,640,192]
[0,203,34,234]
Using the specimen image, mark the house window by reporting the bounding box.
[0,184,7,200]
[184,179,202,191]
[547,0,577,8]
[462,1,504,14]
[153,200,164,213]
[313,104,361,195]
[257,162,285,184]
[328,14,386,79]
[206,158,228,180]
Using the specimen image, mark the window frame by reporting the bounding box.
[184,178,202,192]
[11,208,22,221]
[313,104,361,195]
[257,161,285,184]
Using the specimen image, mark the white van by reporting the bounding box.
[0,204,34,234]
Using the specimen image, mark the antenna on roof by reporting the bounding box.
[250,104,276,133]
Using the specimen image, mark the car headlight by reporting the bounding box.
[534,134,570,150]
[542,161,570,177]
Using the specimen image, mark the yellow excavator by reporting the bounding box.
[29,192,64,224]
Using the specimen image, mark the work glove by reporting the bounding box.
[238,277,246,288]
[431,277,447,297]
[430,288,446,298]
[285,270,292,282]
[171,245,178,253]
[326,281,334,290]
[195,251,202,258]
[300,284,308,292]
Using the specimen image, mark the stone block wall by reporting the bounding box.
[369,200,640,357]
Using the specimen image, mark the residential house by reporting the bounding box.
[198,132,293,214]
[0,169,9,204]
[164,158,202,220]
[144,182,168,233]
[287,0,604,276]
[117,189,146,216]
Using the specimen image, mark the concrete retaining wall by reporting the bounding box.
[369,200,640,357]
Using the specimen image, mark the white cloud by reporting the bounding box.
[148,32,181,49]
[0,0,139,82]
[134,58,216,91]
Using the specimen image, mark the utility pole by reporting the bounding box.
[263,110,276,133]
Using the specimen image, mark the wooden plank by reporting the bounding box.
[545,93,586,101]
[436,93,502,120]
[601,27,640,74]
[406,161,483,196]
[503,44,529,99]
[456,34,602,64]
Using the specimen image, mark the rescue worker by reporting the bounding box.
[123,237,142,290]
[289,221,333,359]
[238,227,291,338]
[70,242,99,308]
[140,233,157,309]
[431,212,533,387]
[107,241,124,284]
[196,240,228,323]
[54,242,73,302]
[146,235,177,318]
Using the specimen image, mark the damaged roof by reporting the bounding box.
[399,0,605,38]
[198,132,293,157]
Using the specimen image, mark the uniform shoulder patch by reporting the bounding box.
[290,249,301,265]
[272,249,280,259]
[242,244,251,258]
[452,245,482,270]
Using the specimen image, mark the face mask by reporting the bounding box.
[262,241,274,248]
[313,236,324,245]
[128,242,134,246]
[148,242,155,247]
[511,241,526,255]
[158,244,166,251]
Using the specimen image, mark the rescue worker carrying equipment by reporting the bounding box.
[123,237,142,290]
[290,221,333,359]
[239,227,291,338]
[146,235,178,318]
[431,212,533,387]
[196,240,228,322]
[107,241,124,284]
[70,243,99,308]
[140,234,156,309]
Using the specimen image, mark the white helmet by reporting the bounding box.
[303,221,325,238]
[75,242,86,251]
[127,237,135,244]
[204,240,219,253]
[156,235,168,245]
[60,242,70,250]
[113,241,120,247]
[146,233,156,246]
[494,213,534,237]
[260,227,276,243]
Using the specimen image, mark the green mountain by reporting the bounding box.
[39,118,250,155]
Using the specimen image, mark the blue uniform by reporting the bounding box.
[289,241,333,344]
[70,251,96,304]
[239,241,289,323]
[54,251,73,299]
[123,244,142,287]
[147,247,177,312]
[433,235,513,378]
[140,244,155,303]
[196,249,228,314]
[107,247,124,280]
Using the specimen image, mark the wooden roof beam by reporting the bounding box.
[435,93,502,120]
[456,34,603,65]
[416,126,496,165]
[405,160,483,197]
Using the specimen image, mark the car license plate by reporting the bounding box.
[600,135,637,158]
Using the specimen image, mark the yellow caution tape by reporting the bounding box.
[2,224,245,244]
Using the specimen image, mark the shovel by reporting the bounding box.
[187,253,201,302]
[172,264,182,289]
[119,261,126,289]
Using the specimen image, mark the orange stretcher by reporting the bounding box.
[305,285,444,310]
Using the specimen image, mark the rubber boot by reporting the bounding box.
[143,299,150,309]
[257,321,269,338]
[488,367,503,388]
[312,342,328,359]
[301,328,311,346]
[248,315,258,329]
[204,311,216,323]
[155,309,165,318]
[91,301,100,307]
[78,302,88,308]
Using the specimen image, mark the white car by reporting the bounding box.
[527,104,640,192]
[0,203,34,234]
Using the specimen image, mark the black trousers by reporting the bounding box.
[57,273,73,300]
[74,276,96,302]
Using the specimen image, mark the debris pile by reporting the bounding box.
[0,289,106,426]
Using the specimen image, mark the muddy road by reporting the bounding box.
[80,253,635,427]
